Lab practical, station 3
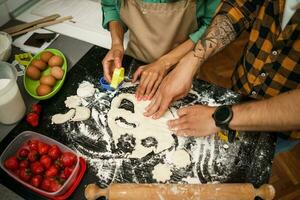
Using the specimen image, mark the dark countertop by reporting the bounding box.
[0,43,276,200]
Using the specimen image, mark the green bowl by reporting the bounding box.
[24,48,67,100]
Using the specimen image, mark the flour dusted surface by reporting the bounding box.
[56,80,252,187]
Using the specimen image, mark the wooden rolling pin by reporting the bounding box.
[85,183,275,200]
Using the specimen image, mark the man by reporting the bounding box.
[143,0,300,143]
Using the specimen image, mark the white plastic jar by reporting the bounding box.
[0,61,26,124]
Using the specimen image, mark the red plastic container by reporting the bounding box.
[0,131,86,199]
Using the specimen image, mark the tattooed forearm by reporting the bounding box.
[193,15,237,62]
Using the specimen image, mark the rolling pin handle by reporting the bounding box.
[255,184,275,200]
[85,183,108,200]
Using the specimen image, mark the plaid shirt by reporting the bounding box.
[218,0,300,99]
[218,0,300,139]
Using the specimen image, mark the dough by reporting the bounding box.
[64,95,81,108]
[71,106,90,121]
[52,109,75,124]
[107,93,177,158]
[152,163,172,182]
[169,149,191,168]
[77,81,95,98]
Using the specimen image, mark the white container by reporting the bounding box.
[0,31,12,61]
[0,61,26,124]
[0,131,80,198]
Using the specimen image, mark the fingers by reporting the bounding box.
[177,107,189,117]
[132,67,143,83]
[152,97,172,119]
[144,74,159,99]
[102,57,113,83]
[113,49,123,68]
[144,94,162,117]
[167,117,189,131]
[136,72,151,100]
[148,76,162,100]
[176,129,196,137]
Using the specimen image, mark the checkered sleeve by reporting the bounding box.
[217,0,261,36]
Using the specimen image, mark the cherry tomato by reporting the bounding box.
[63,167,73,179]
[19,160,29,169]
[18,148,29,159]
[4,156,19,171]
[37,142,49,155]
[28,150,39,162]
[19,168,31,182]
[49,179,62,192]
[41,177,52,191]
[40,155,52,169]
[60,152,77,167]
[30,161,44,175]
[45,165,59,177]
[48,145,61,160]
[30,175,43,188]
[27,140,39,151]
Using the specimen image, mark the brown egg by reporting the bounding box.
[40,51,54,62]
[48,55,63,67]
[51,67,64,80]
[36,84,52,96]
[26,65,41,80]
[40,75,56,87]
[31,59,48,71]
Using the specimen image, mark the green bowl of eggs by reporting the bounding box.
[24,48,67,100]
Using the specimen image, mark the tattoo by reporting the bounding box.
[193,15,237,62]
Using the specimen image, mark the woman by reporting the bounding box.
[101,0,220,100]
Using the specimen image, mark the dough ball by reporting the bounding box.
[51,66,64,80]
[36,84,52,96]
[40,75,56,87]
[40,51,54,62]
[31,59,47,71]
[48,55,63,67]
[26,65,41,80]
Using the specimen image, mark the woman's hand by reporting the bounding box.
[132,59,171,101]
[144,51,200,119]
[102,43,124,83]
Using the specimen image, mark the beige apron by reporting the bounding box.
[120,0,198,63]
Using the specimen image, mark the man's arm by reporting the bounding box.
[193,14,237,68]
[231,89,300,131]
[145,14,238,118]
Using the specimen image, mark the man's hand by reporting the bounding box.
[168,105,220,137]
[102,43,124,83]
[132,59,170,101]
[144,52,199,119]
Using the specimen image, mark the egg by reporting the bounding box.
[26,65,41,80]
[36,84,52,96]
[40,75,56,86]
[31,59,47,71]
[40,51,54,62]
[51,66,64,80]
[48,55,63,67]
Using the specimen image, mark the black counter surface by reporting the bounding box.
[0,46,276,200]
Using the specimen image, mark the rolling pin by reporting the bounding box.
[85,183,275,200]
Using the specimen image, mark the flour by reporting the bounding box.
[168,149,191,168]
[77,81,95,98]
[152,163,172,182]
[57,80,245,186]
[51,109,75,124]
[107,93,176,159]
[64,95,82,108]
[71,106,90,121]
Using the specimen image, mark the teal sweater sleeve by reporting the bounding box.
[189,0,221,43]
[101,0,127,31]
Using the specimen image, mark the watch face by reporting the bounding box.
[215,106,231,122]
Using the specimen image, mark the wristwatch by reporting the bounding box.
[212,105,236,142]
